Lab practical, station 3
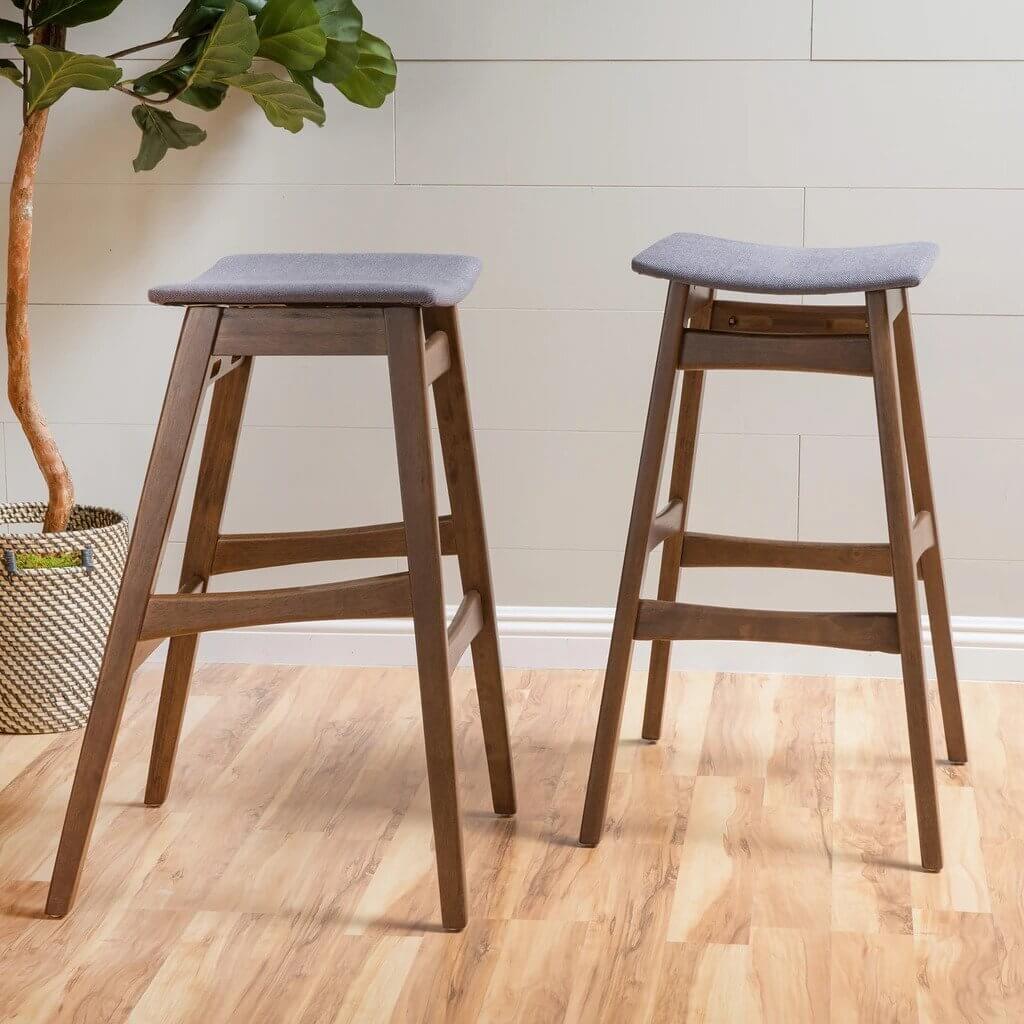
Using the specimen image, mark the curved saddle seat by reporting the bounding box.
[632,232,938,295]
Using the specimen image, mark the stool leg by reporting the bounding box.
[580,283,692,847]
[425,306,517,817]
[867,290,942,873]
[46,307,221,917]
[386,307,467,931]
[145,357,253,807]
[641,370,704,741]
[891,292,967,765]
[641,284,711,741]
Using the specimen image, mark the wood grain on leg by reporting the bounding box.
[580,283,690,847]
[425,305,516,817]
[46,306,222,919]
[891,290,967,765]
[386,306,467,931]
[867,290,942,873]
[642,327,707,741]
[146,357,253,807]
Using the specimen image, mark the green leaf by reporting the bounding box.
[311,0,362,84]
[131,104,207,172]
[288,68,323,107]
[32,0,125,28]
[312,36,356,84]
[189,1,259,87]
[173,0,264,35]
[0,19,29,45]
[0,59,22,85]
[20,45,122,114]
[132,38,227,110]
[255,0,326,71]
[314,0,361,43]
[333,31,394,108]
[221,70,325,131]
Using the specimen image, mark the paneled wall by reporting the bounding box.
[1,1,1021,623]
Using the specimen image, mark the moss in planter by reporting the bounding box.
[14,551,82,570]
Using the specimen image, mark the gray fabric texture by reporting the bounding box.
[631,233,938,295]
[149,252,482,306]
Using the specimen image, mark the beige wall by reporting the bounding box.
[1,1,1022,620]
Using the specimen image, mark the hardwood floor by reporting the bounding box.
[0,664,1020,1022]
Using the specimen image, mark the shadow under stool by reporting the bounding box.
[46,252,517,931]
[579,233,968,872]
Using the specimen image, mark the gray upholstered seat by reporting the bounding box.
[149,252,482,307]
[632,233,938,295]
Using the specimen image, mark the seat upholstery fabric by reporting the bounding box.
[149,252,482,307]
[632,233,938,295]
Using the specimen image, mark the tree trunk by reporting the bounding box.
[6,29,74,534]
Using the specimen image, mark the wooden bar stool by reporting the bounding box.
[46,252,516,931]
[579,233,968,872]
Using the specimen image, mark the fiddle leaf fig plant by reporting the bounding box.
[4,0,396,532]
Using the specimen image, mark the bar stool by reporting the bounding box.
[46,252,516,931]
[579,233,968,872]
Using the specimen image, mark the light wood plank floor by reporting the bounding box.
[0,664,1021,1022]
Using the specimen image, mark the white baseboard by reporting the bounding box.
[146,606,1024,682]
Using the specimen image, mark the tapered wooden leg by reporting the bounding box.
[642,291,713,741]
[425,306,516,817]
[867,290,942,873]
[46,307,222,918]
[891,291,967,765]
[386,307,467,931]
[580,283,692,847]
[145,357,253,807]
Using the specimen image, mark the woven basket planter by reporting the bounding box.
[0,504,128,734]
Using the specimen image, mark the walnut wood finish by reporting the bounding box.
[425,305,517,820]
[709,299,868,335]
[214,305,387,356]
[141,572,414,640]
[642,293,713,742]
[647,499,684,553]
[145,356,252,808]
[46,307,222,919]
[211,517,458,574]
[681,329,873,376]
[635,601,901,653]
[579,282,697,847]
[891,292,967,765]
[423,329,452,384]
[47,301,514,933]
[868,289,942,872]
[583,286,965,874]
[680,519,935,577]
[386,307,468,930]
[447,590,484,669]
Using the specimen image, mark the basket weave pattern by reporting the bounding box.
[0,504,128,734]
